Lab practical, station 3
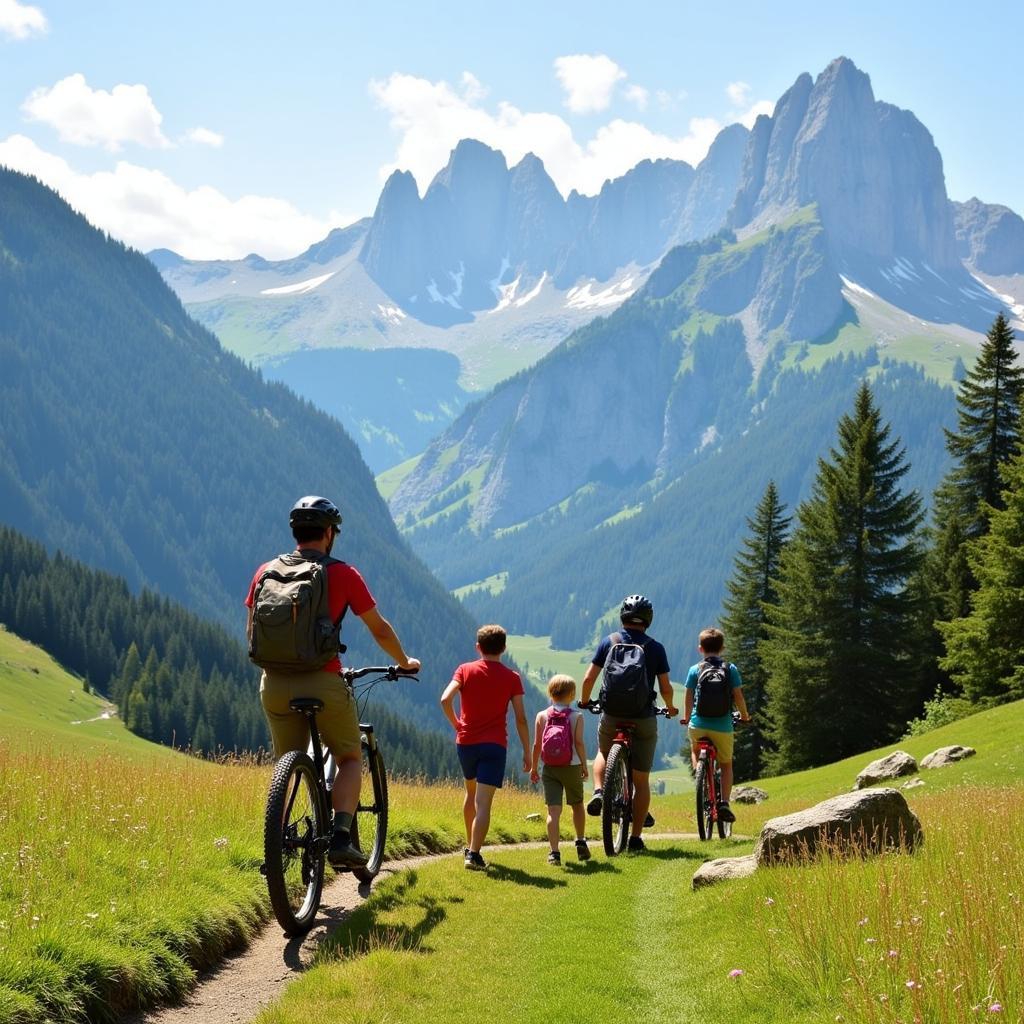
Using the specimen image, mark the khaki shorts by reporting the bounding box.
[687,725,734,764]
[598,714,659,773]
[542,763,585,806]
[260,669,361,761]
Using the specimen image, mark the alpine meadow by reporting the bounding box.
[3,11,1024,1024]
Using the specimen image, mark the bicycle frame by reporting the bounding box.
[694,736,721,827]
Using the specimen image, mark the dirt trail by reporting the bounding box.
[122,834,705,1024]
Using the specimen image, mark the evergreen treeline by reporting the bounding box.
[718,314,1024,777]
[0,524,464,776]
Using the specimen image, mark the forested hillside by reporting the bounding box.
[0,524,462,775]
[0,168,478,730]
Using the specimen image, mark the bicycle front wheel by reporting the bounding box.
[602,742,631,856]
[263,750,327,935]
[715,766,731,839]
[351,738,388,882]
[694,756,713,841]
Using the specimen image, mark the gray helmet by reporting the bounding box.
[289,495,342,530]
[619,594,653,627]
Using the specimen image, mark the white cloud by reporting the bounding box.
[185,126,224,147]
[726,81,752,108]
[0,0,46,39]
[739,99,775,128]
[370,71,729,198]
[624,84,649,112]
[22,73,171,151]
[553,54,626,114]
[0,133,338,260]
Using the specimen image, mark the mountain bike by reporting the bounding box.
[579,701,672,855]
[261,665,417,936]
[688,712,750,841]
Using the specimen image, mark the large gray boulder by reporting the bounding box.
[921,745,976,769]
[692,854,758,890]
[754,788,923,865]
[733,786,769,804]
[855,750,917,789]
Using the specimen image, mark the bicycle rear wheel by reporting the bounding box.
[263,750,327,935]
[602,742,631,856]
[694,756,713,841]
[715,766,731,839]
[351,737,388,882]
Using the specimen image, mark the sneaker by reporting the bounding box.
[328,831,369,868]
[643,812,655,828]
[717,801,736,824]
[575,838,591,861]
[627,835,646,853]
[547,850,561,865]
[464,850,487,871]
[586,790,603,816]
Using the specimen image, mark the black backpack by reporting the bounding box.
[599,632,653,717]
[694,658,733,718]
[248,552,346,673]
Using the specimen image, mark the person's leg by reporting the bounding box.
[571,801,586,839]
[631,770,651,839]
[720,761,734,802]
[591,749,606,791]
[332,754,361,814]
[470,783,498,851]
[463,778,477,846]
[546,804,562,851]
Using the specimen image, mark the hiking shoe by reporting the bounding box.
[327,831,369,868]
[643,812,655,828]
[586,790,603,816]
[717,801,736,824]
[627,835,646,853]
[464,850,487,871]
[547,850,561,866]
[575,838,591,861]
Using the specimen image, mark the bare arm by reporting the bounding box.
[512,693,530,771]
[579,663,601,704]
[733,687,750,721]
[683,687,694,724]
[574,711,589,778]
[358,606,420,672]
[440,678,461,732]
[530,712,544,779]
[658,672,679,717]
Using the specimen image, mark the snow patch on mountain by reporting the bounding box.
[515,272,547,308]
[490,275,521,313]
[260,271,336,296]
[377,304,407,325]
[565,276,636,310]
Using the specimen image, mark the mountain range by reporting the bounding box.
[380,57,1024,677]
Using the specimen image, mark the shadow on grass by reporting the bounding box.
[639,846,711,862]
[485,863,568,889]
[563,860,619,876]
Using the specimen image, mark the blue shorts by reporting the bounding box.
[457,742,507,788]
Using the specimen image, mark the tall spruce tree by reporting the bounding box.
[721,480,790,780]
[762,382,923,772]
[938,410,1024,702]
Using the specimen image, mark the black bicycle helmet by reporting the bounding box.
[289,495,342,530]
[620,593,653,627]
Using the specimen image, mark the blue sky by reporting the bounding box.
[2,0,1021,259]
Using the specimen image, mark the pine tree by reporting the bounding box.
[762,382,923,772]
[939,412,1024,702]
[721,480,790,780]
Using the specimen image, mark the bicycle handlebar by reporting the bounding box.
[577,700,673,718]
[342,665,419,683]
[680,711,754,727]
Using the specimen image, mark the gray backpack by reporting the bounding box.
[248,552,345,673]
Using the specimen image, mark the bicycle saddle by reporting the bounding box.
[289,698,325,713]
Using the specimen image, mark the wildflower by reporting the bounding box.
[888,950,899,958]
[729,969,744,978]
[214,837,229,850]
[988,1004,1002,1014]
[906,980,919,990]
[858,916,869,926]
[878,994,888,1003]
[85,912,99,920]
[764,897,775,906]
[865,937,877,944]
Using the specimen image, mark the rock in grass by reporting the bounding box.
[692,854,757,890]
[855,750,917,789]
[754,788,923,865]
[732,785,769,804]
[921,745,976,769]
[902,777,926,789]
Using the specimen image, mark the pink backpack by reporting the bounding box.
[540,707,575,766]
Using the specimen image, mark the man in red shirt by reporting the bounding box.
[441,624,530,870]
[246,496,419,868]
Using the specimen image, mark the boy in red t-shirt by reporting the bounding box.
[441,624,530,870]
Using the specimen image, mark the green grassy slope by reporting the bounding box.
[0,628,171,757]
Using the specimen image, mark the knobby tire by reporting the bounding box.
[352,741,389,882]
[715,766,731,839]
[263,750,327,936]
[602,742,631,856]
[695,757,713,841]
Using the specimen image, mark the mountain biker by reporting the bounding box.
[246,495,420,868]
[682,627,750,823]
[578,594,678,852]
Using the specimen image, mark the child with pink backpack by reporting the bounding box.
[529,674,591,864]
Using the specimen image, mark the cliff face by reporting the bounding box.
[953,197,1024,275]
